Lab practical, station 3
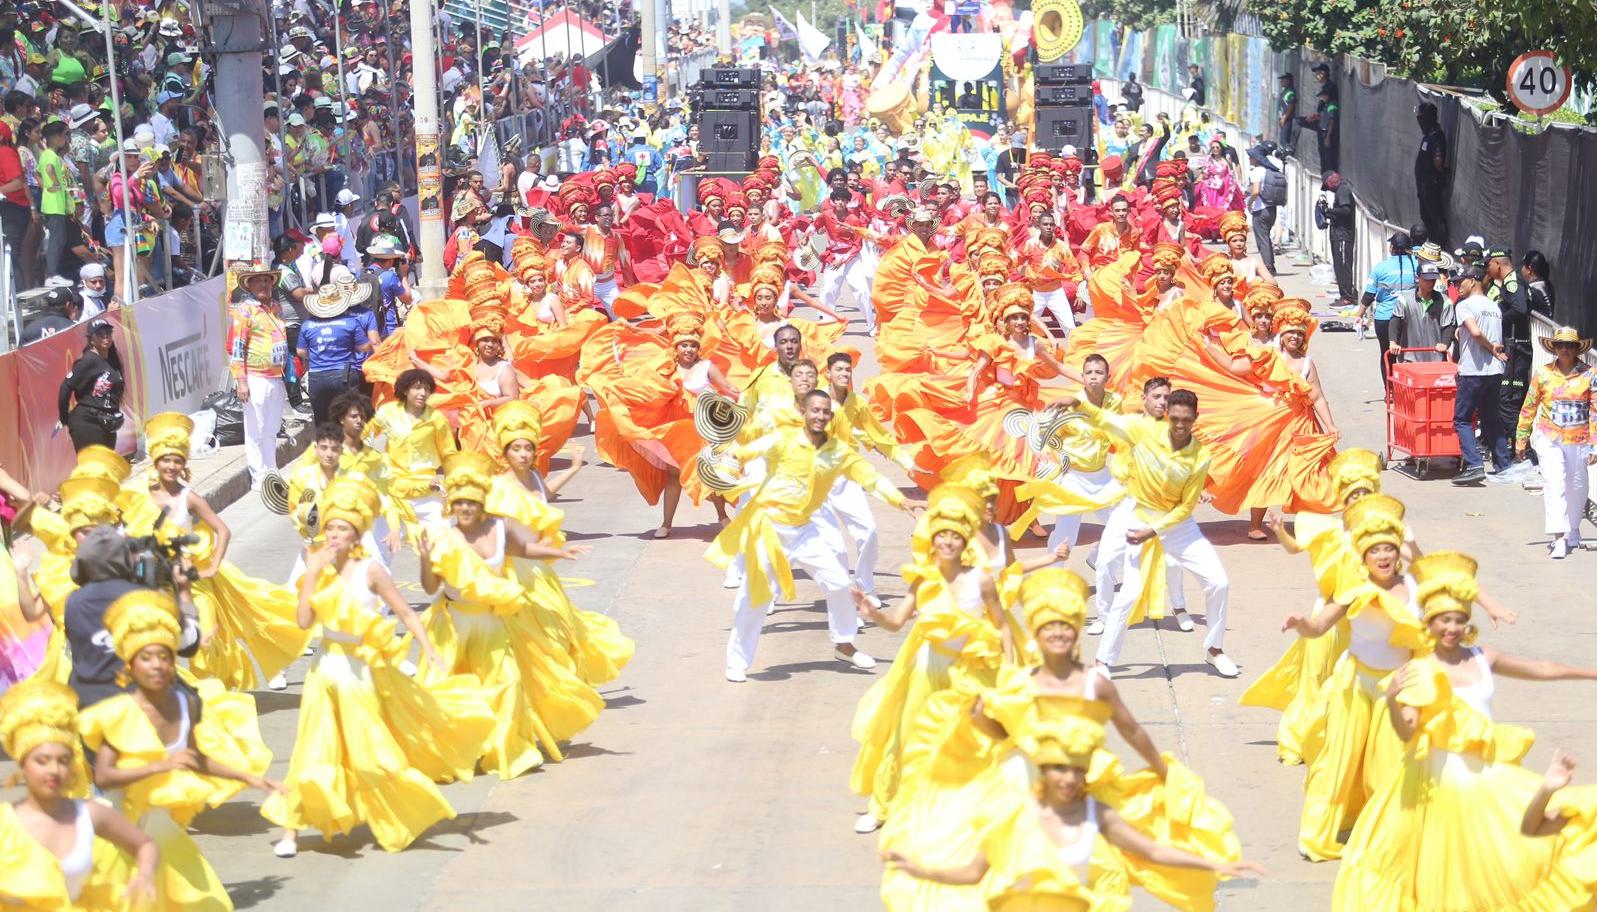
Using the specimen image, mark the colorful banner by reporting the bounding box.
[930,33,1006,138]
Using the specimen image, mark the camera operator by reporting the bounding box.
[65,525,202,709]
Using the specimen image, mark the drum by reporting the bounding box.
[1033,0,1085,62]
[866,81,917,135]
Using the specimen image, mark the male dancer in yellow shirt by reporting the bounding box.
[1059,387,1236,677]
[707,389,914,682]
[821,352,914,602]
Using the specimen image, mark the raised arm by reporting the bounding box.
[1282,597,1350,639]
[1099,805,1265,878]
[1488,646,1597,683]
[1522,750,1577,838]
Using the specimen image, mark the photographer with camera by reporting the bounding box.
[63,525,203,710]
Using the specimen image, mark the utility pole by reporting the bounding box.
[208,0,270,272]
[717,0,731,56]
[640,0,660,103]
[410,0,448,299]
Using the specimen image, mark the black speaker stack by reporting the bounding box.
[691,67,762,173]
[1032,63,1094,153]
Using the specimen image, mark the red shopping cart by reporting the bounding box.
[1385,348,1462,476]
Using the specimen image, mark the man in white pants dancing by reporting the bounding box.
[820,352,913,601]
[708,389,914,682]
[1060,387,1236,677]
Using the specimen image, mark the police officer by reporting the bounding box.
[1486,245,1533,480]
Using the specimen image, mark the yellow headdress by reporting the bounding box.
[993,283,1032,322]
[72,445,132,484]
[689,236,724,265]
[749,263,785,299]
[1027,715,1105,769]
[1271,303,1313,335]
[0,679,80,763]
[442,450,498,504]
[1344,493,1406,556]
[1328,448,1383,501]
[1021,567,1090,633]
[975,250,1012,282]
[144,411,194,463]
[318,475,383,535]
[924,484,983,545]
[492,400,544,453]
[667,313,705,345]
[1199,255,1236,286]
[942,454,999,500]
[1412,550,1479,623]
[1244,282,1281,317]
[105,588,182,663]
[58,474,120,532]
[470,300,507,342]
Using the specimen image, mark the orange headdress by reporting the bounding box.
[511,237,548,282]
[1218,210,1249,241]
[1243,282,1283,316]
[975,250,1012,281]
[697,178,727,207]
[1155,159,1186,179]
[689,236,724,265]
[993,283,1032,321]
[749,263,785,298]
[667,312,704,344]
[613,162,637,186]
[1151,241,1184,272]
[1152,178,1182,205]
[1199,255,1236,286]
[1272,301,1315,336]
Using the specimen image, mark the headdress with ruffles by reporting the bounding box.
[442,450,497,504]
[689,236,724,265]
[59,475,121,532]
[666,313,705,345]
[1151,241,1184,272]
[72,445,132,485]
[105,588,182,663]
[1199,255,1236,286]
[319,475,382,535]
[1328,448,1382,500]
[1028,714,1106,769]
[492,400,544,453]
[1021,566,1090,633]
[1412,550,1479,624]
[0,678,80,764]
[1242,282,1282,317]
[145,411,193,463]
[1218,210,1249,241]
[1344,493,1406,557]
[993,282,1033,322]
[1271,302,1314,336]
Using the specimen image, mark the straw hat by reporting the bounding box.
[1539,325,1593,357]
[305,265,374,318]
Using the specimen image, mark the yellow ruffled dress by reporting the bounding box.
[850,563,1005,822]
[422,520,604,779]
[121,488,311,691]
[1333,654,1596,911]
[79,682,273,912]
[1297,573,1426,861]
[484,474,634,686]
[1239,510,1356,765]
[21,509,79,685]
[261,559,492,851]
[0,802,129,912]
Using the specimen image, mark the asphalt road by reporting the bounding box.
[181,256,1597,911]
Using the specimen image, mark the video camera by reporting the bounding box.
[125,507,202,591]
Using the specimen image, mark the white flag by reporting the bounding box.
[855,21,878,64]
[795,9,831,63]
[771,8,800,42]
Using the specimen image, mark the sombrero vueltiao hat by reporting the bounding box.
[1539,326,1593,356]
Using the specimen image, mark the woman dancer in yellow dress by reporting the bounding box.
[485,401,633,686]
[0,678,157,911]
[418,452,604,779]
[364,368,459,534]
[80,589,278,912]
[884,716,1265,912]
[1277,494,1424,861]
[265,476,493,857]
[849,484,1007,835]
[1334,551,1597,910]
[121,413,310,692]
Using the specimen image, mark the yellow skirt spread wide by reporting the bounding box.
[424,601,604,779]
[851,638,969,821]
[189,561,313,691]
[261,649,456,852]
[510,557,635,687]
[1297,654,1405,861]
[1334,748,1597,911]
[1239,603,1350,766]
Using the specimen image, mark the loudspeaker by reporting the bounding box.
[698,109,759,172]
[700,67,759,88]
[698,88,760,110]
[1034,63,1093,85]
[1033,105,1093,152]
[1035,83,1089,105]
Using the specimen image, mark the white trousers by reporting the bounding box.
[821,478,881,596]
[819,254,875,330]
[1032,287,1076,339]
[1094,498,1185,619]
[1044,467,1121,551]
[1096,500,1229,665]
[243,374,287,488]
[1533,433,1589,541]
[593,276,619,318]
[726,518,857,673]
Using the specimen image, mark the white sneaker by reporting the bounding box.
[835,647,877,670]
[854,812,882,834]
[398,659,418,677]
[725,666,748,683]
[1085,618,1105,636]
[722,568,744,590]
[1173,610,1195,632]
[273,837,298,858]
[267,672,288,691]
[1551,538,1569,560]
[1207,652,1240,678]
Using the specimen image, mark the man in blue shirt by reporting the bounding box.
[363,235,412,339]
[1355,231,1417,391]
[623,127,664,196]
[296,266,379,423]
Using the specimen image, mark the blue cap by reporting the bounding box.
[156,90,182,104]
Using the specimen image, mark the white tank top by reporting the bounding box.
[954,569,985,618]
[983,524,1012,575]
[477,364,504,397]
[1347,573,1419,671]
[1053,797,1100,882]
[159,486,194,532]
[163,693,192,754]
[1452,648,1495,720]
[59,801,95,901]
[679,360,713,396]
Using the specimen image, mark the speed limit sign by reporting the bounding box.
[1506,51,1572,116]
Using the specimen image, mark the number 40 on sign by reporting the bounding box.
[1506,51,1572,117]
